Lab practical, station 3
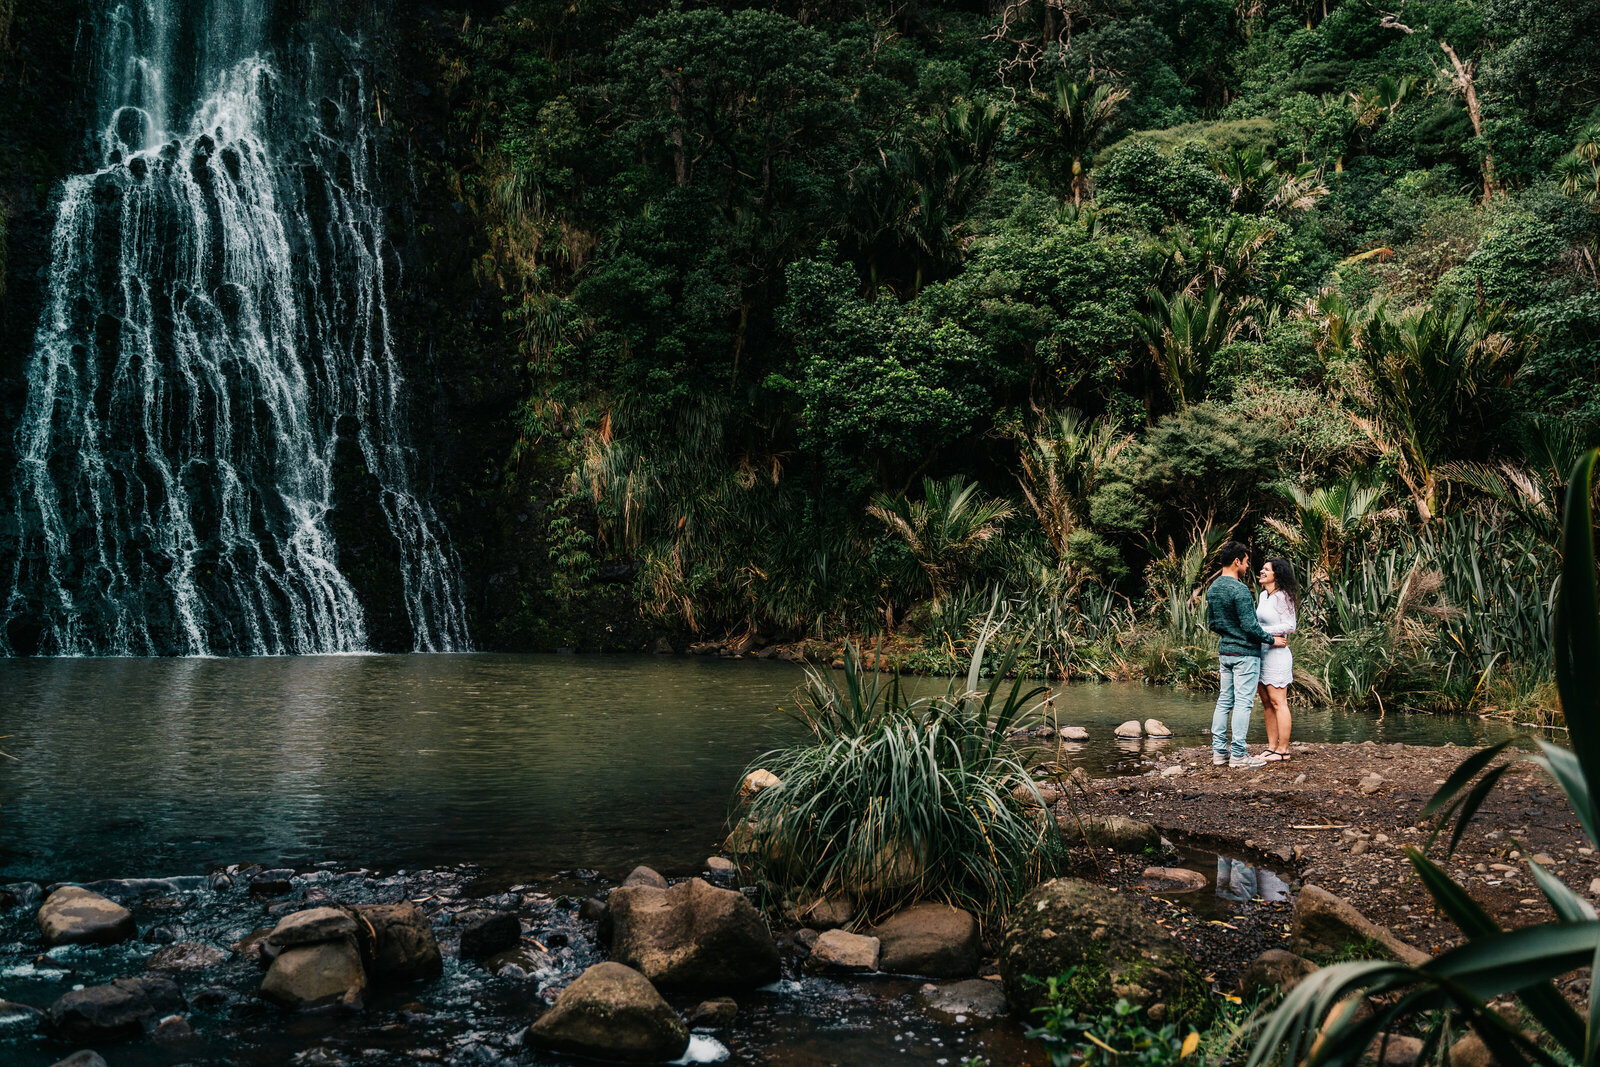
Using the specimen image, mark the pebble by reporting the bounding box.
[1589,879,1600,896]
[1531,853,1555,865]
[1159,765,1185,778]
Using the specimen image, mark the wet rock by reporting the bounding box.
[210,872,234,891]
[706,857,737,885]
[457,909,520,960]
[1114,720,1144,738]
[151,1013,195,1045]
[1144,719,1173,738]
[687,997,738,1029]
[999,877,1208,1020]
[1056,814,1162,852]
[351,902,442,983]
[805,929,880,973]
[623,865,669,889]
[1159,765,1186,778]
[233,926,277,963]
[484,943,557,979]
[792,928,819,954]
[797,895,854,930]
[1358,774,1386,795]
[48,975,185,1041]
[146,941,227,972]
[740,769,781,798]
[526,961,689,1064]
[260,939,367,1009]
[579,897,607,923]
[1237,948,1319,998]
[143,924,181,944]
[870,903,981,978]
[0,1000,44,1034]
[1290,885,1428,965]
[37,886,136,946]
[609,876,781,994]
[250,869,297,896]
[266,907,358,950]
[851,839,925,894]
[49,1053,108,1067]
[1141,867,1208,893]
[917,979,1009,1020]
[653,637,675,655]
[1062,726,1089,741]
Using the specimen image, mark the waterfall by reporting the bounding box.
[1,0,470,655]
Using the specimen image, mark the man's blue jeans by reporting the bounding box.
[1212,654,1262,759]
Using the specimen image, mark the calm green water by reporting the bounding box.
[0,654,1508,883]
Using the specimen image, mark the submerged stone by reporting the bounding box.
[37,886,136,946]
[48,976,184,1041]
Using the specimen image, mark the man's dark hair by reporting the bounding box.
[1217,541,1250,568]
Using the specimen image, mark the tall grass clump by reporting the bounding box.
[733,620,1066,927]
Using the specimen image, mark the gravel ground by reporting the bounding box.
[1050,741,1594,992]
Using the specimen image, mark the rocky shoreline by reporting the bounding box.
[1,738,1581,1065]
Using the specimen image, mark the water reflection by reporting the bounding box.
[1216,857,1291,904]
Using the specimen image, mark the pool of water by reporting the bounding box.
[0,653,1508,885]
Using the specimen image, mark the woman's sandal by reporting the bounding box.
[1260,749,1288,761]
[1275,749,1294,761]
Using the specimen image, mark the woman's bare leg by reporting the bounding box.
[1259,683,1278,751]
[1266,686,1291,752]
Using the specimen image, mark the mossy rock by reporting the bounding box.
[999,878,1209,1025]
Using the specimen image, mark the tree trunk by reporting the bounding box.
[1438,40,1497,200]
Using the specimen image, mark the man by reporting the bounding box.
[1205,541,1285,769]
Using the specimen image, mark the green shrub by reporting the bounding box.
[735,628,1066,926]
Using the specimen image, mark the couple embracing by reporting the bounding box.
[1205,541,1299,769]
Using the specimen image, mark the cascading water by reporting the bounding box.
[1,0,470,655]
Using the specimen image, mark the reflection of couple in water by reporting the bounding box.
[1205,542,1299,769]
[1216,856,1291,903]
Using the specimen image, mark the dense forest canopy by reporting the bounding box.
[1,0,1596,703]
[414,0,1600,700]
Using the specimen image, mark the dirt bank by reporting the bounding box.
[1059,741,1591,966]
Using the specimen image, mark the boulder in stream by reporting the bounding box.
[917,979,1008,1020]
[1056,814,1162,852]
[525,961,689,1064]
[805,929,880,973]
[1114,720,1144,738]
[37,886,136,946]
[456,909,521,960]
[259,939,368,1009]
[351,902,443,983]
[999,877,1208,1021]
[48,975,185,1041]
[266,907,359,950]
[870,903,981,977]
[609,876,780,993]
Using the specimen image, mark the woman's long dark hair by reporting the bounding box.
[1267,558,1299,613]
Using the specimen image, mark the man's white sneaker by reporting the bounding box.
[1212,753,1228,765]
[1230,754,1267,768]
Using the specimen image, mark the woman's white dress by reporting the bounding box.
[1257,590,1296,688]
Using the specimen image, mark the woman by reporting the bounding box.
[1255,558,1298,762]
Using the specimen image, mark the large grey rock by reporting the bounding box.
[1114,720,1144,738]
[48,976,184,1041]
[609,876,780,994]
[0,1000,44,1035]
[870,903,981,977]
[1290,885,1428,966]
[351,902,442,983]
[1144,719,1173,737]
[917,979,1008,1019]
[526,962,689,1064]
[146,941,227,972]
[457,909,521,960]
[1000,878,1208,1020]
[37,886,136,946]
[687,997,738,1029]
[1062,726,1089,741]
[805,929,879,973]
[1237,948,1319,998]
[266,907,358,949]
[1141,867,1207,893]
[259,939,367,1009]
[1057,814,1162,852]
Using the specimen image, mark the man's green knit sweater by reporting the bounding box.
[1205,574,1272,657]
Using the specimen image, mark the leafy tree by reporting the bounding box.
[1022,77,1130,204]
[867,475,1016,607]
